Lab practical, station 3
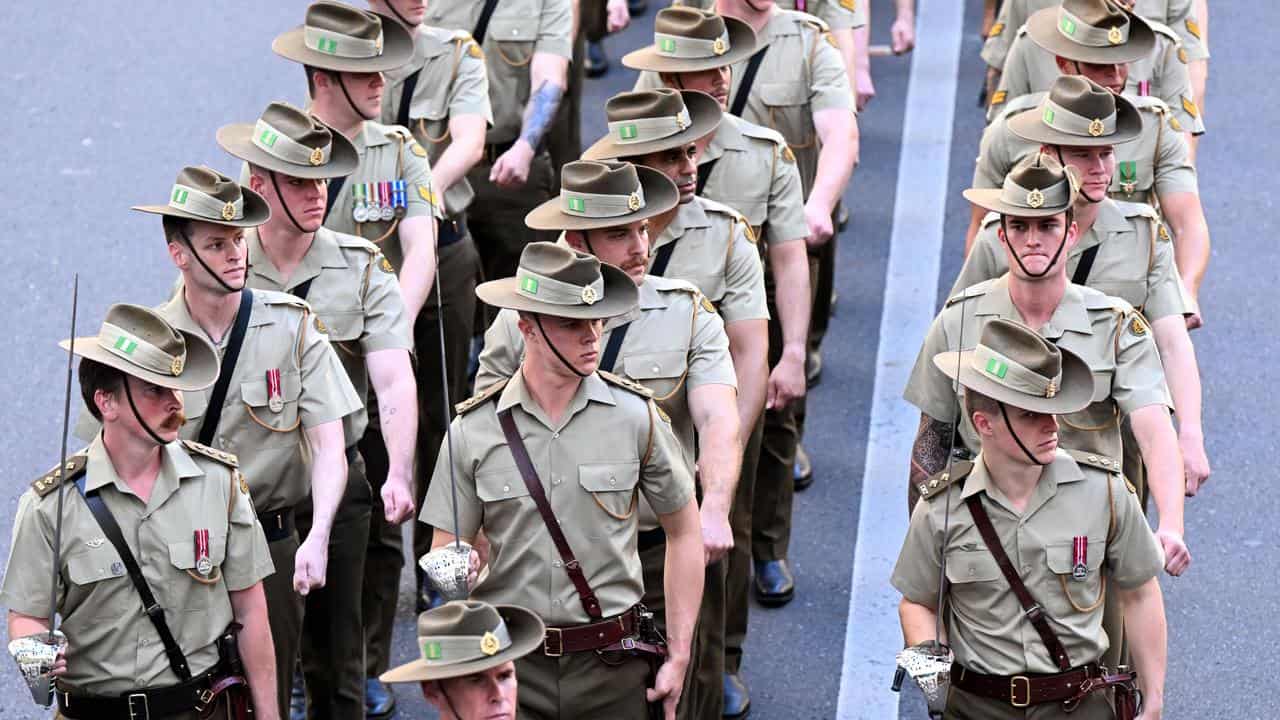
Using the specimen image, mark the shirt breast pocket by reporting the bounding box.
[167,532,229,608]
[944,549,1004,612]
[578,461,640,521]
[622,351,688,401]
[487,18,536,68]
[64,544,131,620]
[1045,537,1106,615]
[757,82,814,149]
[240,370,302,445]
[475,467,533,539]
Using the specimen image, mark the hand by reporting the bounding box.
[50,645,67,678]
[1184,311,1203,331]
[490,140,535,189]
[854,67,876,112]
[1155,528,1191,576]
[606,0,630,33]
[293,535,329,595]
[467,548,482,588]
[381,473,417,524]
[699,504,734,565]
[767,354,806,410]
[1180,430,1211,496]
[804,199,835,248]
[891,16,916,54]
[646,656,689,720]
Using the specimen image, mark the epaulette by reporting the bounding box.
[451,29,484,59]
[737,120,787,147]
[599,370,655,398]
[182,439,239,468]
[1130,95,1171,114]
[455,378,508,415]
[1113,199,1159,221]
[992,91,1042,122]
[31,454,88,498]
[1145,18,1180,44]
[945,278,997,307]
[1064,448,1122,474]
[789,9,831,33]
[979,210,1003,229]
[258,289,311,312]
[332,231,380,255]
[652,277,717,314]
[917,461,972,501]
[450,29,474,42]
[383,123,413,141]
[1076,283,1133,312]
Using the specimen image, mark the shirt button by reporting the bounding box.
[610,476,617,486]
[1022,566,1031,573]
[552,432,559,439]
[651,364,660,373]
[502,485,510,493]
[553,561,561,568]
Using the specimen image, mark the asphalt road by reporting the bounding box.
[0,2,1275,719]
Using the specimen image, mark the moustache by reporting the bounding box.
[159,411,187,431]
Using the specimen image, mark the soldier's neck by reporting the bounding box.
[183,285,244,345]
[1008,273,1066,332]
[719,0,776,33]
[100,426,163,502]
[519,363,582,425]
[980,450,1044,512]
[1071,199,1102,237]
[258,222,316,285]
[310,101,365,142]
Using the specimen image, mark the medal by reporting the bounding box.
[393,179,407,218]
[194,528,212,577]
[1071,535,1088,581]
[364,182,380,222]
[379,182,394,221]
[1137,80,1150,97]
[266,368,284,413]
[352,183,368,223]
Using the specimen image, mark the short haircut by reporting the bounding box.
[162,215,191,246]
[963,387,1002,426]
[304,65,334,97]
[79,359,125,422]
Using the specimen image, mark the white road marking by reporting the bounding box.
[835,1,965,717]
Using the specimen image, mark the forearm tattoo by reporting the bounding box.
[907,415,954,514]
[519,81,565,149]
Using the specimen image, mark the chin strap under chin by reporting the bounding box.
[337,73,377,121]
[179,228,243,293]
[535,316,590,378]
[269,171,309,233]
[1001,213,1071,279]
[124,382,168,447]
[998,402,1049,466]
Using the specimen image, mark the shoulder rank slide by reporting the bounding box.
[456,378,509,415]
[182,439,240,468]
[918,461,972,501]
[1064,448,1121,474]
[31,454,88,497]
[599,370,655,398]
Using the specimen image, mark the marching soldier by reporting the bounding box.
[966,74,1211,324]
[4,305,280,718]
[422,242,705,719]
[475,160,742,719]
[380,601,546,720]
[217,100,419,719]
[894,318,1169,719]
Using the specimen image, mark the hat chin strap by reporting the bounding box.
[998,402,1050,466]
[179,227,244,294]
[534,316,591,378]
[382,0,414,28]
[268,171,309,234]
[438,683,468,720]
[124,381,169,447]
[338,73,378,122]
[1001,211,1071,279]
[1054,146,1104,204]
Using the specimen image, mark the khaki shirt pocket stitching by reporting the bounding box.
[240,371,303,436]
[578,461,641,520]
[622,351,690,403]
[487,18,535,67]
[167,534,227,587]
[475,468,532,503]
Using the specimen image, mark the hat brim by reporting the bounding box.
[961,187,1074,218]
[932,346,1095,415]
[60,330,219,393]
[272,12,414,73]
[621,17,758,73]
[476,262,638,320]
[1026,7,1155,65]
[581,91,723,161]
[216,122,360,180]
[525,165,681,232]
[379,605,546,684]
[131,186,271,228]
[1006,93,1143,147]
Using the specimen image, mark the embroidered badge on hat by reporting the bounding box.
[309,147,324,165]
[171,355,184,376]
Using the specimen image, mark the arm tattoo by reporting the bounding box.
[907,414,954,515]
[519,81,565,149]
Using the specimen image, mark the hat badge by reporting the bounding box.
[1107,26,1123,44]
[1087,118,1105,137]
[170,355,184,376]
[712,37,727,55]
[221,202,236,221]
[581,285,599,305]
[1045,379,1057,398]
[309,147,325,165]
[627,192,642,212]
[480,631,500,656]
[1026,188,1046,209]
[676,114,689,131]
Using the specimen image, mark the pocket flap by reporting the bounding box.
[475,468,531,502]
[578,462,640,493]
[313,310,364,343]
[1045,539,1105,575]
[487,17,536,42]
[945,549,1002,584]
[240,370,302,408]
[167,535,228,570]
[623,351,689,381]
[66,545,126,585]
[757,81,808,107]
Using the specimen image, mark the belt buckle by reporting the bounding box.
[621,637,636,651]
[1010,676,1032,708]
[544,628,563,657]
[127,692,150,720]
[198,687,215,708]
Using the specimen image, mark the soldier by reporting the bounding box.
[907,153,1190,562]
[419,0,574,291]
[217,100,419,719]
[966,74,1211,326]
[380,601,546,720]
[3,305,279,718]
[132,166,363,718]
[474,160,740,719]
[988,0,1204,146]
[371,0,492,620]
[616,11,809,716]
[893,318,1168,719]
[421,242,704,719]
[952,82,1210,514]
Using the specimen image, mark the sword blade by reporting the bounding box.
[47,275,78,643]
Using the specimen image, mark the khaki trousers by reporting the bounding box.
[724,419,764,675]
[516,648,651,720]
[262,528,303,720]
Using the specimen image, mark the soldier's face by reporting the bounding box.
[999,213,1078,278]
[337,71,386,121]
[522,314,604,377]
[569,222,651,285]
[101,377,186,445]
[664,67,732,108]
[1056,146,1116,202]
[421,661,518,720]
[631,143,701,204]
[171,222,248,292]
[371,0,427,26]
[253,172,328,233]
[975,404,1059,465]
[1056,58,1129,94]
[717,0,775,19]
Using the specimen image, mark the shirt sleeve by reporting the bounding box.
[808,30,856,114]
[948,226,1002,299]
[1167,0,1209,61]
[973,121,1015,190]
[0,492,55,617]
[978,0,1026,70]
[638,400,696,516]
[297,311,363,428]
[685,294,738,390]
[450,38,494,121]
[359,255,414,354]
[903,311,961,424]
[401,140,442,220]
[221,470,275,591]
[1155,37,1205,134]
[890,497,944,607]
[1111,309,1174,416]
[987,35,1031,123]
[1104,474,1164,588]
[633,70,663,92]
[420,418,483,538]
[475,309,524,390]
[716,223,770,324]
[1139,226,1188,321]
[1152,112,1199,197]
[535,0,574,59]
[764,144,808,247]
[814,0,866,31]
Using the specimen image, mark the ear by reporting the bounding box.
[94,385,121,422]
[563,230,589,253]
[167,239,187,270]
[1053,56,1073,74]
[515,314,539,343]
[1064,220,1081,251]
[971,409,996,438]
[419,680,444,706]
[247,169,267,196]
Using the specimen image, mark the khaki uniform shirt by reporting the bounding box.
[891,451,1164,675]
[0,437,274,694]
[422,0,573,145]
[989,22,1204,134]
[651,197,769,325]
[381,25,493,218]
[699,114,809,248]
[318,120,439,272]
[952,199,1186,322]
[420,371,695,626]
[159,291,362,512]
[904,276,1171,460]
[976,93,1197,207]
[982,0,1208,72]
[245,226,413,443]
[678,0,867,30]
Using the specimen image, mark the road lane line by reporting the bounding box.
[835,1,964,717]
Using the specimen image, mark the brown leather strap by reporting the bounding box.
[543,610,636,655]
[498,409,603,620]
[951,662,1099,707]
[964,495,1073,671]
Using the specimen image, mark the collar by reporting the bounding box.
[702,116,748,163]
[353,121,392,153]
[604,280,666,331]
[495,369,616,429]
[961,450,1084,517]
[974,276,1093,338]
[658,197,712,243]
[247,227,349,290]
[160,288,273,342]
[86,434,203,511]
[766,9,802,39]
[1072,198,1128,253]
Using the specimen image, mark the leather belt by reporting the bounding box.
[258,507,296,543]
[58,668,217,719]
[484,140,515,163]
[952,662,1100,708]
[543,607,663,657]
[439,215,468,247]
